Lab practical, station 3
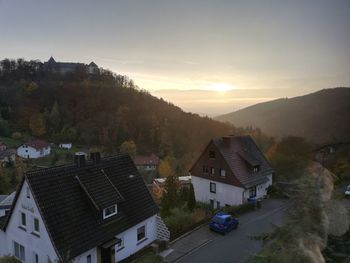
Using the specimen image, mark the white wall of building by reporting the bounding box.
[71,247,98,263]
[192,173,273,208]
[0,180,58,263]
[59,143,72,150]
[191,175,245,207]
[115,214,157,262]
[70,214,157,263]
[17,145,51,159]
[242,173,273,202]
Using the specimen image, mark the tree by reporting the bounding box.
[119,140,137,157]
[49,101,61,132]
[29,113,46,137]
[187,183,196,211]
[161,175,180,215]
[158,158,172,178]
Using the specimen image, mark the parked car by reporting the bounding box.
[209,212,239,234]
[345,185,350,197]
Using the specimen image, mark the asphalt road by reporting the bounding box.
[166,199,290,263]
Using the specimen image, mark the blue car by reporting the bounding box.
[209,212,239,234]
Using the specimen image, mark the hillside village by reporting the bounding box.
[0,58,349,263]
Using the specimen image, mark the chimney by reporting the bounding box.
[90,152,101,164]
[222,136,231,147]
[74,152,86,167]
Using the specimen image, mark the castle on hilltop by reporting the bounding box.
[43,57,99,74]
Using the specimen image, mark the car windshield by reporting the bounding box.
[212,216,225,224]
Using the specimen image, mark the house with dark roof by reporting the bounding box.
[189,135,274,209]
[0,153,169,263]
[17,139,51,159]
[133,154,160,171]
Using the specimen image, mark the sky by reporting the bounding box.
[1,0,349,116]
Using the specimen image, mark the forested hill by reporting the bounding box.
[216,88,350,143]
[0,58,244,160]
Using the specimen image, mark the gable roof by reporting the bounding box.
[24,139,50,150]
[134,154,160,166]
[212,136,274,188]
[2,154,159,260]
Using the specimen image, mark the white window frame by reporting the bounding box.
[26,187,30,198]
[33,217,40,235]
[13,241,25,261]
[103,204,118,219]
[137,225,147,242]
[220,169,226,177]
[210,182,216,193]
[33,252,39,263]
[20,211,26,229]
[210,167,215,176]
[116,235,124,251]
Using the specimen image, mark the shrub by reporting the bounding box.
[0,255,21,263]
[225,202,255,216]
[164,206,193,235]
[11,132,23,140]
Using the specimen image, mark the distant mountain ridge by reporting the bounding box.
[216,88,350,143]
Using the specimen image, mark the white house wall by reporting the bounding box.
[17,146,51,159]
[115,214,157,262]
[0,180,58,262]
[191,175,244,207]
[242,173,273,202]
[70,215,157,263]
[71,247,98,263]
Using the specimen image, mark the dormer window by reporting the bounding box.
[253,165,259,173]
[103,204,117,219]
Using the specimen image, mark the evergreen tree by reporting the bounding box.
[187,183,196,211]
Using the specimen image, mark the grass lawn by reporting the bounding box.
[130,252,164,263]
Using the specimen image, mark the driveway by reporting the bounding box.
[164,199,290,263]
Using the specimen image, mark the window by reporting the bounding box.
[202,166,208,174]
[87,255,91,263]
[210,182,216,193]
[209,150,215,158]
[20,212,26,229]
[103,204,117,219]
[216,201,220,209]
[13,241,25,261]
[249,186,257,198]
[253,165,259,173]
[116,236,124,251]
[33,218,40,234]
[137,225,146,242]
[210,167,215,176]
[33,252,39,263]
[220,169,226,177]
[26,187,30,199]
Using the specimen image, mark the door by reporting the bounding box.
[101,247,111,263]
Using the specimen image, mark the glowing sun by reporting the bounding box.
[209,83,234,92]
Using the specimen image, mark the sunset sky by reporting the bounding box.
[1,0,349,115]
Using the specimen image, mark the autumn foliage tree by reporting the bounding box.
[119,140,137,157]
